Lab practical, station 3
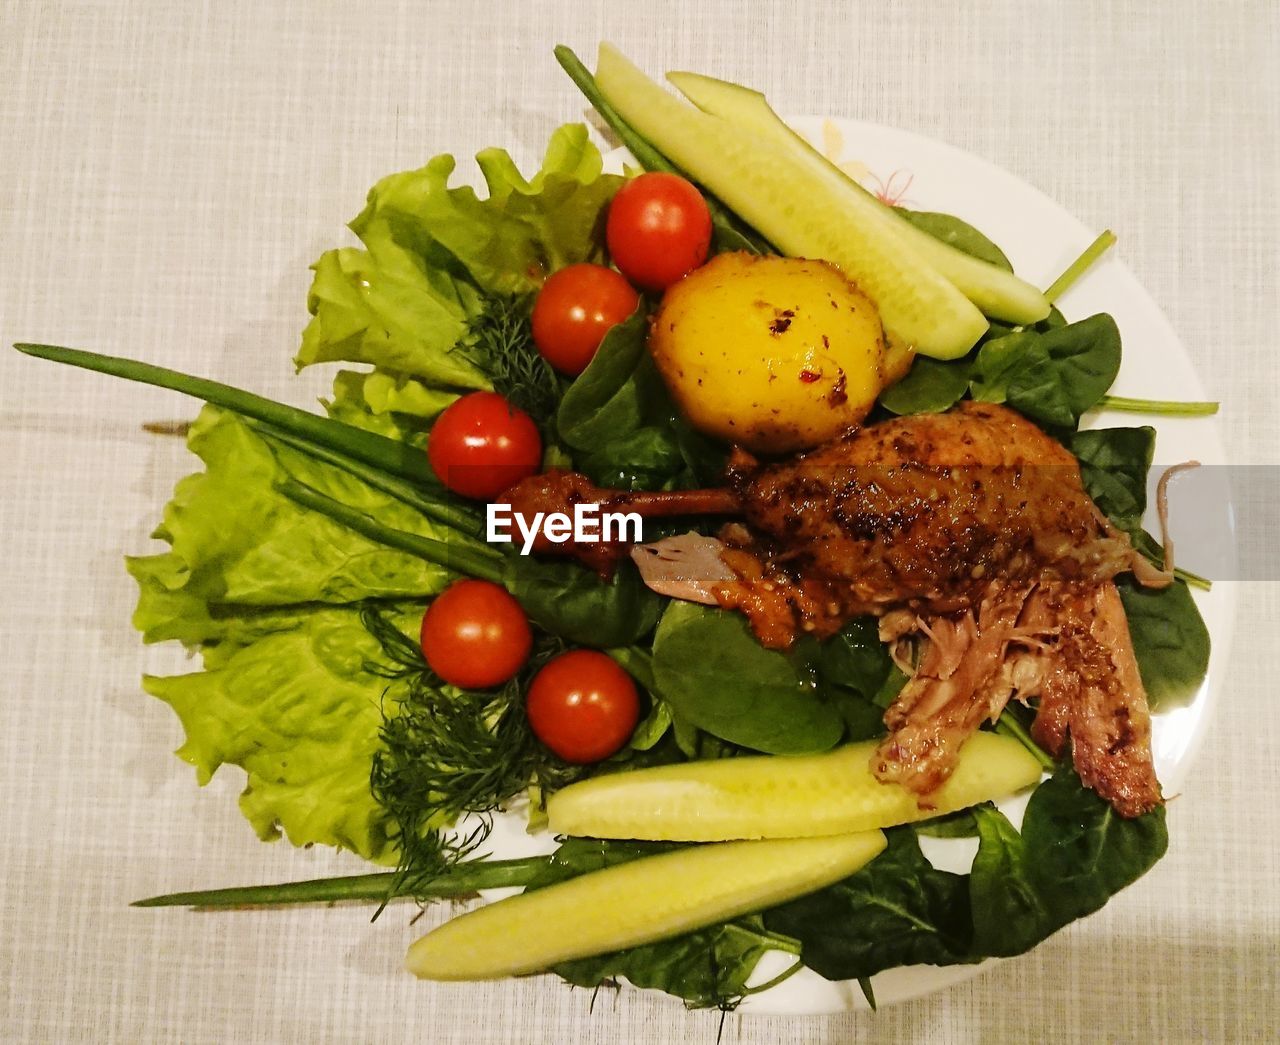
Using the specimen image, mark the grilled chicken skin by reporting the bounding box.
[722,401,1148,627]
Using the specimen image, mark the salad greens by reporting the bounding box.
[298,124,621,384]
[883,312,1121,425]
[16,43,1219,1013]
[766,764,1167,978]
[144,604,412,858]
[650,602,847,754]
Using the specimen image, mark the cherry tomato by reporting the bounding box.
[606,172,713,292]
[427,391,542,500]
[419,579,532,689]
[531,263,640,376]
[525,649,640,764]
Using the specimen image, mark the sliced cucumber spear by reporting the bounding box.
[666,70,1052,327]
[593,44,988,360]
[405,832,885,980]
[547,731,1042,842]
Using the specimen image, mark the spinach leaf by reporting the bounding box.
[575,424,686,490]
[968,763,1167,954]
[1116,577,1211,711]
[1018,761,1168,928]
[1070,426,1156,533]
[555,308,684,484]
[815,617,894,698]
[764,827,975,980]
[983,305,1066,344]
[650,602,845,754]
[503,555,662,648]
[770,767,1168,984]
[896,209,1013,270]
[627,700,673,751]
[915,808,979,838]
[1005,314,1122,427]
[871,664,911,709]
[671,414,730,487]
[968,806,1053,956]
[555,307,649,447]
[813,618,894,739]
[525,837,669,888]
[826,689,887,741]
[879,356,973,415]
[1069,429,1211,710]
[972,314,1121,428]
[970,328,1040,404]
[710,212,773,256]
[553,917,788,1010]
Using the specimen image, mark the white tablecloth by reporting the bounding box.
[2,2,1276,1041]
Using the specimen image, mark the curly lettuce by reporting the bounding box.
[297,123,621,383]
[145,607,416,861]
[127,404,452,647]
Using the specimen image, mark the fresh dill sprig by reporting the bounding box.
[360,604,582,907]
[462,293,561,428]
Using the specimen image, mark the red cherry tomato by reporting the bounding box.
[606,172,713,292]
[531,263,640,376]
[525,649,641,763]
[427,391,541,500]
[419,579,532,689]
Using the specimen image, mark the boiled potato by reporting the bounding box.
[649,252,886,452]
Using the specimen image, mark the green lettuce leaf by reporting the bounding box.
[144,606,415,861]
[297,124,621,383]
[297,240,488,388]
[324,369,455,442]
[128,405,452,647]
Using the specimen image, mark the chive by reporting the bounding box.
[277,478,504,582]
[14,343,435,484]
[554,45,770,254]
[1043,230,1117,304]
[247,420,484,537]
[554,45,678,174]
[132,857,546,909]
[1095,395,1219,417]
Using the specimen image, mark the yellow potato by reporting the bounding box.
[649,252,886,452]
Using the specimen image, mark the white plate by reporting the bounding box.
[568,117,1234,1014]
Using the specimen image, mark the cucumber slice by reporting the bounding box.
[405,832,885,980]
[666,70,1051,326]
[594,44,988,360]
[547,731,1042,842]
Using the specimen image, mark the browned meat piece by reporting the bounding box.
[872,583,1039,798]
[500,403,1159,636]
[1023,582,1162,817]
[872,578,1162,818]
[729,401,1144,627]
